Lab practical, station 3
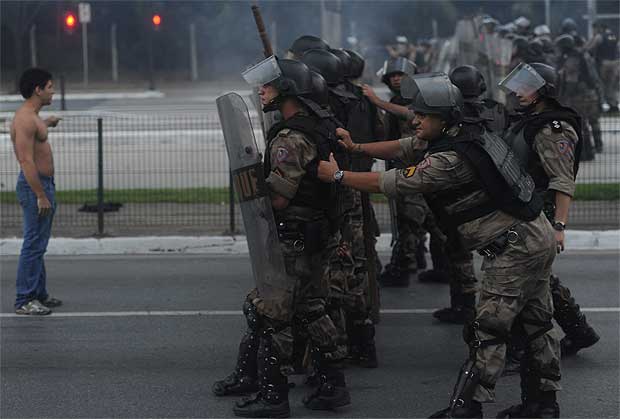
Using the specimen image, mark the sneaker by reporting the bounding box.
[40,297,62,308]
[15,299,51,315]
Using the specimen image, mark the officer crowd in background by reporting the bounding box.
[214,9,614,417]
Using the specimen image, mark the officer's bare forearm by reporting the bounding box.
[341,171,381,193]
[554,191,571,224]
[373,100,412,119]
[356,140,402,160]
[19,160,46,198]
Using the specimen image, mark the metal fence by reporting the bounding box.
[1,112,619,237]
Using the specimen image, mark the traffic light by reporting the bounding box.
[64,12,77,33]
[152,14,161,30]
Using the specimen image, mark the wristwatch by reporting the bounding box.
[552,221,566,231]
[333,170,345,184]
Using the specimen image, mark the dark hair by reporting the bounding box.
[19,68,52,99]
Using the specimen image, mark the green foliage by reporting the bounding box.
[0,184,617,205]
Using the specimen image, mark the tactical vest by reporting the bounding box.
[504,105,583,192]
[424,125,543,231]
[264,114,337,213]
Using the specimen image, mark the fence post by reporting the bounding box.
[96,118,105,236]
[229,171,236,234]
[60,74,66,111]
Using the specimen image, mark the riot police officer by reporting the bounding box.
[300,47,381,368]
[500,62,600,358]
[316,72,562,418]
[213,57,351,417]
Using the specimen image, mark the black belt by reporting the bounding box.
[478,225,525,259]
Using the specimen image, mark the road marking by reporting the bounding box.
[1,307,618,318]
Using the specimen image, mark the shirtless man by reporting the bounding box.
[11,68,62,315]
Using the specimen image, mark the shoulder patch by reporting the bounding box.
[551,120,563,133]
[402,166,417,178]
[556,139,572,155]
[276,147,290,163]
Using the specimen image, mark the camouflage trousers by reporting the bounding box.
[424,213,477,295]
[325,190,380,347]
[390,192,428,272]
[471,216,560,402]
[250,238,347,367]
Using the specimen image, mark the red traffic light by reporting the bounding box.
[65,13,77,28]
[152,14,161,27]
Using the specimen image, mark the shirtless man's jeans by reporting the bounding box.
[15,170,56,309]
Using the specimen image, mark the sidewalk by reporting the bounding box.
[0,230,618,257]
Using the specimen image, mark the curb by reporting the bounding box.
[1,231,618,256]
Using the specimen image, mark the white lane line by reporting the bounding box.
[1,307,618,318]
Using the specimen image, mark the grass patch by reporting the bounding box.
[0,187,230,205]
[0,183,617,205]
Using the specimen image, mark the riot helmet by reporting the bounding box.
[300,49,344,86]
[449,65,487,99]
[402,73,463,126]
[514,16,531,34]
[480,17,499,32]
[305,71,329,108]
[330,49,354,79]
[345,49,365,79]
[288,35,330,59]
[379,57,417,88]
[533,24,551,37]
[554,34,576,52]
[242,56,313,112]
[499,62,558,101]
[561,18,578,34]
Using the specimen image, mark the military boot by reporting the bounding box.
[213,330,259,396]
[433,293,476,324]
[357,319,378,368]
[378,263,410,287]
[496,391,559,418]
[429,400,482,418]
[345,317,361,363]
[429,359,483,418]
[551,276,600,356]
[233,329,290,418]
[303,349,351,410]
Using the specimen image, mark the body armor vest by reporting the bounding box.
[504,105,583,193]
[424,125,543,231]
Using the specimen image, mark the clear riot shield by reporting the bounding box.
[216,92,294,321]
[478,35,513,101]
[454,19,478,66]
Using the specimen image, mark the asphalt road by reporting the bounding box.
[1,250,618,418]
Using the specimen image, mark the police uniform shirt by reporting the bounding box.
[378,149,521,250]
[265,128,317,200]
[533,121,578,197]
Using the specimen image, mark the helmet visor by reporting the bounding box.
[400,75,418,100]
[412,73,457,107]
[498,62,545,97]
[242,56,282,86]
